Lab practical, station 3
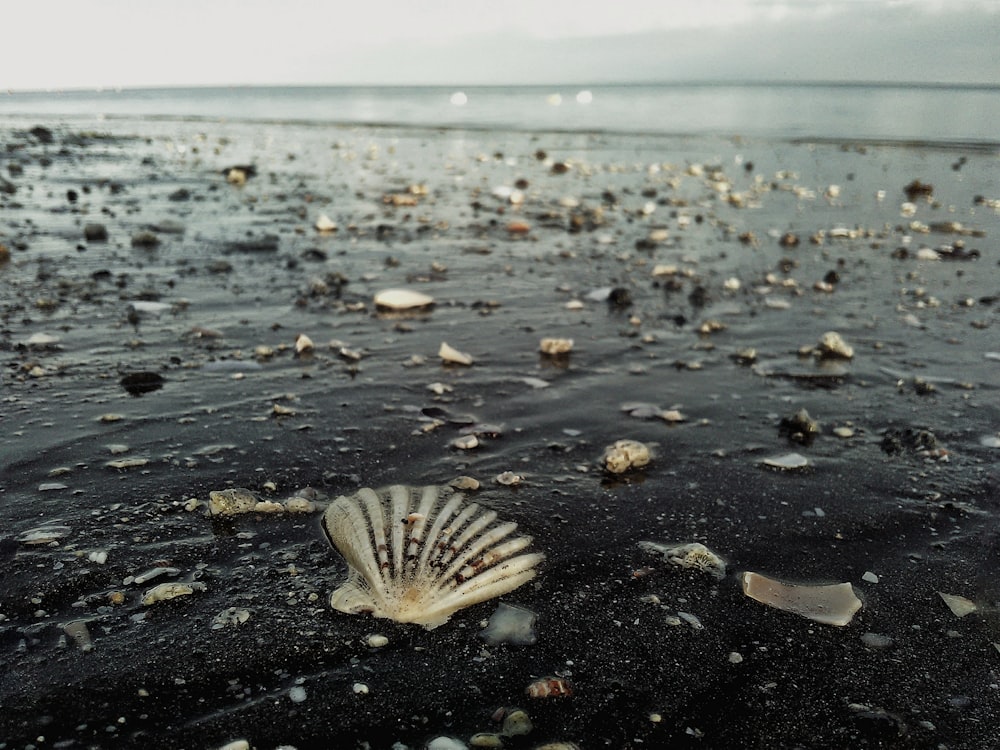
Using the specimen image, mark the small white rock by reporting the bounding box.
[374,288,435,311]
[439,341,473,366]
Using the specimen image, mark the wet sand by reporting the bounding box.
[1,118,999,749]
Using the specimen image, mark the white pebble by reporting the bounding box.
[288,685,307,703]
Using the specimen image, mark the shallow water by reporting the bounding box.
[1,118,999,749]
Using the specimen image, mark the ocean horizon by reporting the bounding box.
[2,81,998,145]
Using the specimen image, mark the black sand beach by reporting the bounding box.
[1,118,999,749]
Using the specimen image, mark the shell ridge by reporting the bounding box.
[359,488,392,591]
[325,495,382,587]
[417,553,543,620]
[434,535,534,597]
[388,485,412,578]
[426,502,484,570]
[437,520,520,583]
[415,492,466,575]
[404,486,439,575]
[434,508,498,570]
[330,575,384,617]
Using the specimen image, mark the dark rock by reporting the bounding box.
[904,179,933,201]
[131,231,160,248]
[66,189,78,204]
[880,428,938,455]
[29,126,54,144]
[119,371,165,397]
[84,224,108,242]
[0,177,15,195]
[607,287,632,308]
[168,188,192,201]
[222,235,279,253]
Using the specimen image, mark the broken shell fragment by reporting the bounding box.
[539,338,574,355]
[439,341,473,366]
[938,592,978,617]
[480,602,538,645]
[640,541,726,579]
[322,485,544,629]
[526,677,573,698]
[295,333,315,354]
[315,213,338,232]
[603,439,651,474]
[815,331,854,360]
[762,453,810,471]
[141,581,206,606]
[374,288,435,311]
[741,572,862,626]
[208,488,260,516]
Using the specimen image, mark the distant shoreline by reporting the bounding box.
[6,79,1000,97]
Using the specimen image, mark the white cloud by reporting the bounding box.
[1,0,997,89]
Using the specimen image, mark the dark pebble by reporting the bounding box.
[29,125,54,144]
[119,371,165,397]
[84,223,108,242]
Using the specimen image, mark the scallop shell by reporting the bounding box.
[322,485,544,629]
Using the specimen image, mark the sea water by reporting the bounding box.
[1,82,998,145]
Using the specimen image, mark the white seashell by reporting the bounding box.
[374,288,435,311]
[322,485,544,629]
[439,341,473,366]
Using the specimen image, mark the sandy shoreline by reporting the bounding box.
[1,118,998,749]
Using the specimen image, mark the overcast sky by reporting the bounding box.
[3,0,998,90]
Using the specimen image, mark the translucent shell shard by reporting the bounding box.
[322,485,544,630]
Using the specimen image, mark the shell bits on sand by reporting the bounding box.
[322,484,544,629]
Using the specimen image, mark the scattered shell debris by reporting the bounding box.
[16,524,72,545]
[526,677,573,698]
[141,581,207,606]
[938,592,978,618]
[640,541,727,579]
[374,288,435,311]
[761,452,811,471]
[315,213,337,232]
[63,619,94,652]
[494,471,523,486]
[603,439,652,474]
[294,333,314,354]
[322,485,544,629]
[479,602,538,646]
[211,607,251,629]
[814,330,854,360]
[741,572,862,626]
[500,708,533,737]
[439,341,474,366]
[539,337,574,355]
[207,487,320,515]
